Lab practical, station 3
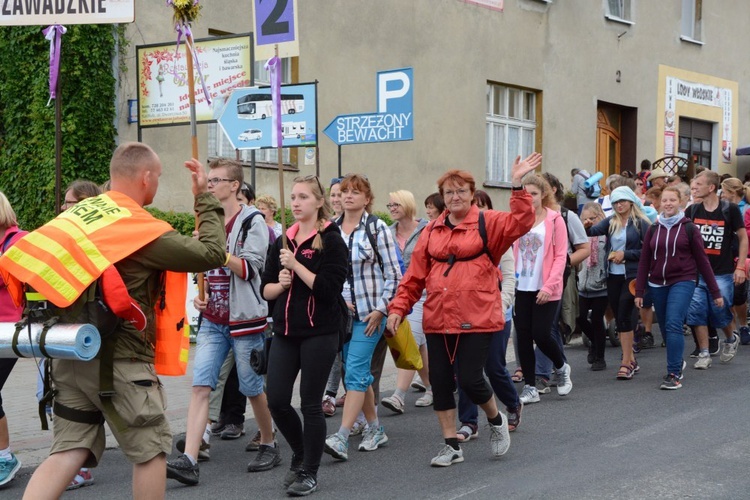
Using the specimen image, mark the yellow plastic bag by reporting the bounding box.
[385,319,423,370]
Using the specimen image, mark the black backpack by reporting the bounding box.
[425,211,492,277]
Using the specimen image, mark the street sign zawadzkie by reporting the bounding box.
[0,0,135,25]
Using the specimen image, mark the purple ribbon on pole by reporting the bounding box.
[265,56,282,148]
[172,23,212,106]
[42,24,67,105]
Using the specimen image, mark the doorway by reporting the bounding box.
[596,102,637,178]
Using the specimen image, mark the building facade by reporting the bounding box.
[118,0,750,214]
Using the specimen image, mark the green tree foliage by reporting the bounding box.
[0,25,121,229]
[146,207,195,236]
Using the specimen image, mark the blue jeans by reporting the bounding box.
[343,319,385,392]
[458,316,520,425]
[535,300,567,379]
[650,281,696,375]
[192,319,266,397]
[686,274,734,329]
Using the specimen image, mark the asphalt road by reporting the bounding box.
[5,336,750,499]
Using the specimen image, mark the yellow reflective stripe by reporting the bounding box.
[23,232,95,285]
[5,248,79,303]
[46,218,111,272]
[25,292,47,301]
[179,348,189,363]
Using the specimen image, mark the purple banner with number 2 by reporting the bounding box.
[255,0,295,46]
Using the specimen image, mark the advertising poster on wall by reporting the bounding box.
[136,34,253,128]
[218,83,317,150]
[664,76,733,163]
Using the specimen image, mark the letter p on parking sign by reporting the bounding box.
[377,68,413,114]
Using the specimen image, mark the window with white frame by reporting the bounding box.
[486,83,537,185]
[681,0,702,42]
[208,58,292,164]
[605,0,632,23]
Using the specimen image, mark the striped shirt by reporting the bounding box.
[339,212,402,321]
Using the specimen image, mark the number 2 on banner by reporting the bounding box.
[255,0,296,46]
[262,0,288,35]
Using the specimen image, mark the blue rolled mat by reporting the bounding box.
[0,323,101,361]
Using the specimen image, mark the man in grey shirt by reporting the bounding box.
[571,168,591,213]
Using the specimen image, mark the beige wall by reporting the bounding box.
[120,0,750,215]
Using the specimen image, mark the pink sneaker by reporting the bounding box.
[66,468,94,490]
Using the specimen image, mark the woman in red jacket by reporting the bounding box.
[387,153,540,468]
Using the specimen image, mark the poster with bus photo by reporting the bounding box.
[217,83,317,150]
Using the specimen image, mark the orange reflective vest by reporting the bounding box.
[0,191,172,307]
[0,191,191,375]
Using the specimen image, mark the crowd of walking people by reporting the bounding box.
[2,146,750,498]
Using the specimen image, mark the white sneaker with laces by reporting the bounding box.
[720,333,740,364]
[694,353,712,370]
[358,425,388,451]
[519,384,540,404]
[430,445,464,467]
[556,362,573,396]
[489,413,510,457]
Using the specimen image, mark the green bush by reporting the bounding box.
[274,207,295,229]
[0,25,125,230]
[147,208,195,236]
[372,211,393,226]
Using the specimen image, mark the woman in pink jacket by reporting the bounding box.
[513,174,572,405]
[0,192,26,488]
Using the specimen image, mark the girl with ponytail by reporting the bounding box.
[261,175,348,495]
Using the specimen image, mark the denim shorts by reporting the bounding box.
[686,274,734,330]
[192,319,265,397]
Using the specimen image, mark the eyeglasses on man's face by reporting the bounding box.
[207,177,233,187]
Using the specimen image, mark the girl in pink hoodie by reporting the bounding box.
[513,174,572,405]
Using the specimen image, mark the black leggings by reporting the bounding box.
[426,333,494,412]
[266,333,338,474]
[578,295,609,359]
[513,291,565,386]
[607,275,635,332]
[0,358,17,419]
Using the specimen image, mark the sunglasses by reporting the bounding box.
[297,175,325,195]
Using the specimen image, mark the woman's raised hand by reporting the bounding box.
[511,152,543,187]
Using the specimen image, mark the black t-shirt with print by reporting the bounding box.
[685,201,743,275]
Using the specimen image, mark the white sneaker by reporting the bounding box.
[694,353,712,370]
[381,394,405,414]
[720,333,740,364]
[489,413,510,457]
[415,391,433,407]
[358,425,388,451]
[430,444,464,467]
[556,363,573,396]
[519,385,540,404]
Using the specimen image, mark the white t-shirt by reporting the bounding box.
[516,222,546,292]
